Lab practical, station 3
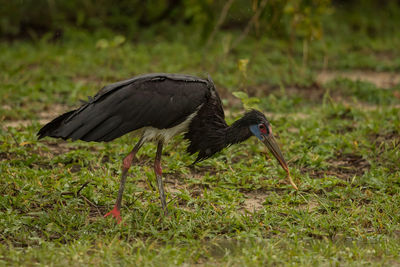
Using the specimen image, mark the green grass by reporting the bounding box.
[1,14,400,266]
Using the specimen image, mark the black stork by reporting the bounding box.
[38,73,297,223]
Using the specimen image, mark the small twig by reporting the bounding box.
[126,192,145,208]
[80,195,102,215]
[205,0,235,48]
[60,181,90,197]
[59,181,102,216]
[76,181,90,197]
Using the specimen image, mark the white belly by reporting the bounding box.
[141,110,198,143]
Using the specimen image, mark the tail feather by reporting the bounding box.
[37,110,76,140]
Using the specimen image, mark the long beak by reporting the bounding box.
[262,134,298,190]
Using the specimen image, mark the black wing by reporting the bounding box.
[38,73,211,142]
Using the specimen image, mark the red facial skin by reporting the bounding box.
[258,123,269,135]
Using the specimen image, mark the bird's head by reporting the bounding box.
[242,110,289,173]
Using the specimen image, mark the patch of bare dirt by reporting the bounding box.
[247,82,327,102]
[286,83,327,101]
[2,119,50,128]
[317,70,400,89]
[241,190,268,212]
[223,70,400,107]
[297,200,320,212]
[266,111,310,120]
[218,84,319,119]
[218,82,326,109]
[370,131,400,147]
[216,86,242,106]
[189,165,219,177]
[39,140,99,155]
[72,76,105,86]
[2,103,69,128]
[303,153,371,181]
[164,177,188,195]
[0,151,17,161]
[37,103,69,121]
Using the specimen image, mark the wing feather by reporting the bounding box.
[38,73,211,142]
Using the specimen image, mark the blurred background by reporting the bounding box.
[1,0,400,120]
[1,0,399,44]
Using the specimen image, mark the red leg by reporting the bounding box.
[104,138,143,224]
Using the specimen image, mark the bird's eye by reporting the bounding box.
[258,124,268,134]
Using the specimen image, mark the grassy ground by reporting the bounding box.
[1,10,400,266]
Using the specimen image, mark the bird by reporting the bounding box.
[38,73,297,223]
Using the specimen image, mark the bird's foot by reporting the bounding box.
[104,206,122,224]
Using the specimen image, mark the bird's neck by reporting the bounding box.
[224,116,252,146]
[186,112,253,163]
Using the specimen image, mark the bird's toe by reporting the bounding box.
[104,206,122,224]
